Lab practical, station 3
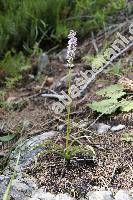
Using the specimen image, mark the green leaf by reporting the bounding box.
[0,134,16,142]
[121,133,133,142]
[120,100,133,112]
[96,84,125,98]
[91,54,106,69]
[109,60,121,75]
[88,98,119,114]
[71,145,95,157]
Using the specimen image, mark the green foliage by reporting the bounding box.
[36,140,95,161]
[0,51,29,76]
[89,98,119,114]
[5,76,22,89]
[121,132,133,143]
[96,84,126,99]
[0,91,7,109]
[0,91,5,100]
[88,84,133,114]
[0,0,125,54]
[108,60,122,75]
[0,51,30,88]
[120,100,133,112]
[0,134,16,142]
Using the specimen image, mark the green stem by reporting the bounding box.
[65,67,72,160]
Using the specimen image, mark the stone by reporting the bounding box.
[78,119,89,129]
[111,124,126,132]
[58,124,66,131]
[38,53,49,74]
[6,131,57,172]
[0,175,10,199]
[56,49,67,62]
[55,193,75,200]
[97,123,111,134]
[0,175,37,200]
[115,190,133,200]
[29,190,75,200]
[130,189,133,198]
[29,189,55,200]
[10,177,37,200]
[86,191,114,200]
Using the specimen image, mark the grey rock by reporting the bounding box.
[29,189,75,200]
[29,189,55,200]
[78,119,89,129]
[10,177,37,200]
[0,175,37,200]
[38,53,49,74]
[56,49,67,62]
[58,124,66,131]
[86,191,114,200]
[115,190,133,200]
[55,193,75,200]
[130,189,133,198]
[6,131,57,172]
[0,175,10,199]
[97,123,111,134]
[111,124,126,132]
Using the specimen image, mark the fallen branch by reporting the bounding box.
[41,93,65,100]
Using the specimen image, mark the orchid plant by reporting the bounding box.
[65,30,77,160]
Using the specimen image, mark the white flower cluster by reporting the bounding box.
[66,30,77,68]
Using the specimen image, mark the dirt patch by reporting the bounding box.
[26,129,133,199]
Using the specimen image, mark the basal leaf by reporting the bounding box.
[0,134,16,142]
[121,133,133,142]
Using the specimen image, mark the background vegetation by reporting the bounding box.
[0,0,128,85]
[0,0,126,54]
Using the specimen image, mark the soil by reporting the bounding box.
[26,128,133,199]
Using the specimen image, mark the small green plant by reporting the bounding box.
[0,91,8,109]
[5,76,22,89]
[121,132,133,143]
[88,84,133,114]
[64,30,76,161]
[35,140,95,162]
[0,51,30,88]
[83,54,107,70]
[108,60,122,76]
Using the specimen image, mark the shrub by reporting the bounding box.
[0,0,125,55]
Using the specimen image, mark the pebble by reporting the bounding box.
[0,176,37,200]
[30,190,55,200]
[111,124,126,132]
[29,189,75,200]
[38,53,49,74]
[5,131,57,172]
[58,124,66,131]
[97,123,111,134]
[115,189,133,200]
[86,191,114,200]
